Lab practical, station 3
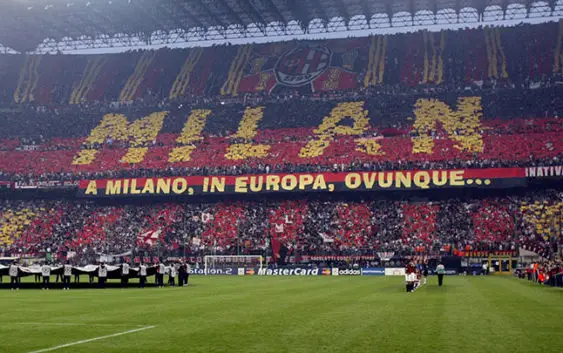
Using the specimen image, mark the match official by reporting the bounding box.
[436,262,446,287]
[41,263,51,290]
[63,261,72,290]
[9,261,19,290]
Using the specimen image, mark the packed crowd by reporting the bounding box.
[0,23,561,266]
[0,22,561,182]
[0,190,560,263]
[0,86,561,183]
[518,260,563,287]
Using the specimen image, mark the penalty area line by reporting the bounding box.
[25,325,156,353]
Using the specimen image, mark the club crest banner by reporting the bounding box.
[222,39,368,95]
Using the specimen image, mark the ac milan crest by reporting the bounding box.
[274,45,332,87]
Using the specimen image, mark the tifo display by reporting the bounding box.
[0,20,562,291]
[0,22,562,186]
[0,93,561,185]
[2,4,563,353]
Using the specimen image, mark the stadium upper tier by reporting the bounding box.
[0,22,562,182]
[0,21,562,105]
[0,191,560,260]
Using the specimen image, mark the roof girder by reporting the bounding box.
[360,0,372,24]
[215,0,246,28]
[287,0,311,32]
[240,0,268,27]
[262,0,286,23]
[195,0,229,31]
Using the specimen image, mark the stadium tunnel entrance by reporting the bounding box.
[488,254,514,274]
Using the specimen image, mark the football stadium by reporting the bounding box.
[0,0,562,352]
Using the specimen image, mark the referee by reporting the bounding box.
[436,262,446,287]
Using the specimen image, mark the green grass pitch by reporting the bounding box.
[0,276,562,353]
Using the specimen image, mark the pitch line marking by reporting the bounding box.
[25,325,156,353]
[14,322,147,327]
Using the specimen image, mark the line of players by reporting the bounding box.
[4,260,191,290]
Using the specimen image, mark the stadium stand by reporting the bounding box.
[0,190,561,263]
[0,19,561,263]
[0,22,562,183]
[2,5,563,353]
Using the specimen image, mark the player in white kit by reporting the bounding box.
[41,263,51,290]
[63,261,73,290]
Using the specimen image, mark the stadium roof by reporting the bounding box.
[0,0,559,53]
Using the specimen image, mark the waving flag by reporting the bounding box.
[138,229,162,246]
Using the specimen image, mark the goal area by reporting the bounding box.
[203,255,264,274]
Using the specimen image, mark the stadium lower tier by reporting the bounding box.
[1,190,560,262]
